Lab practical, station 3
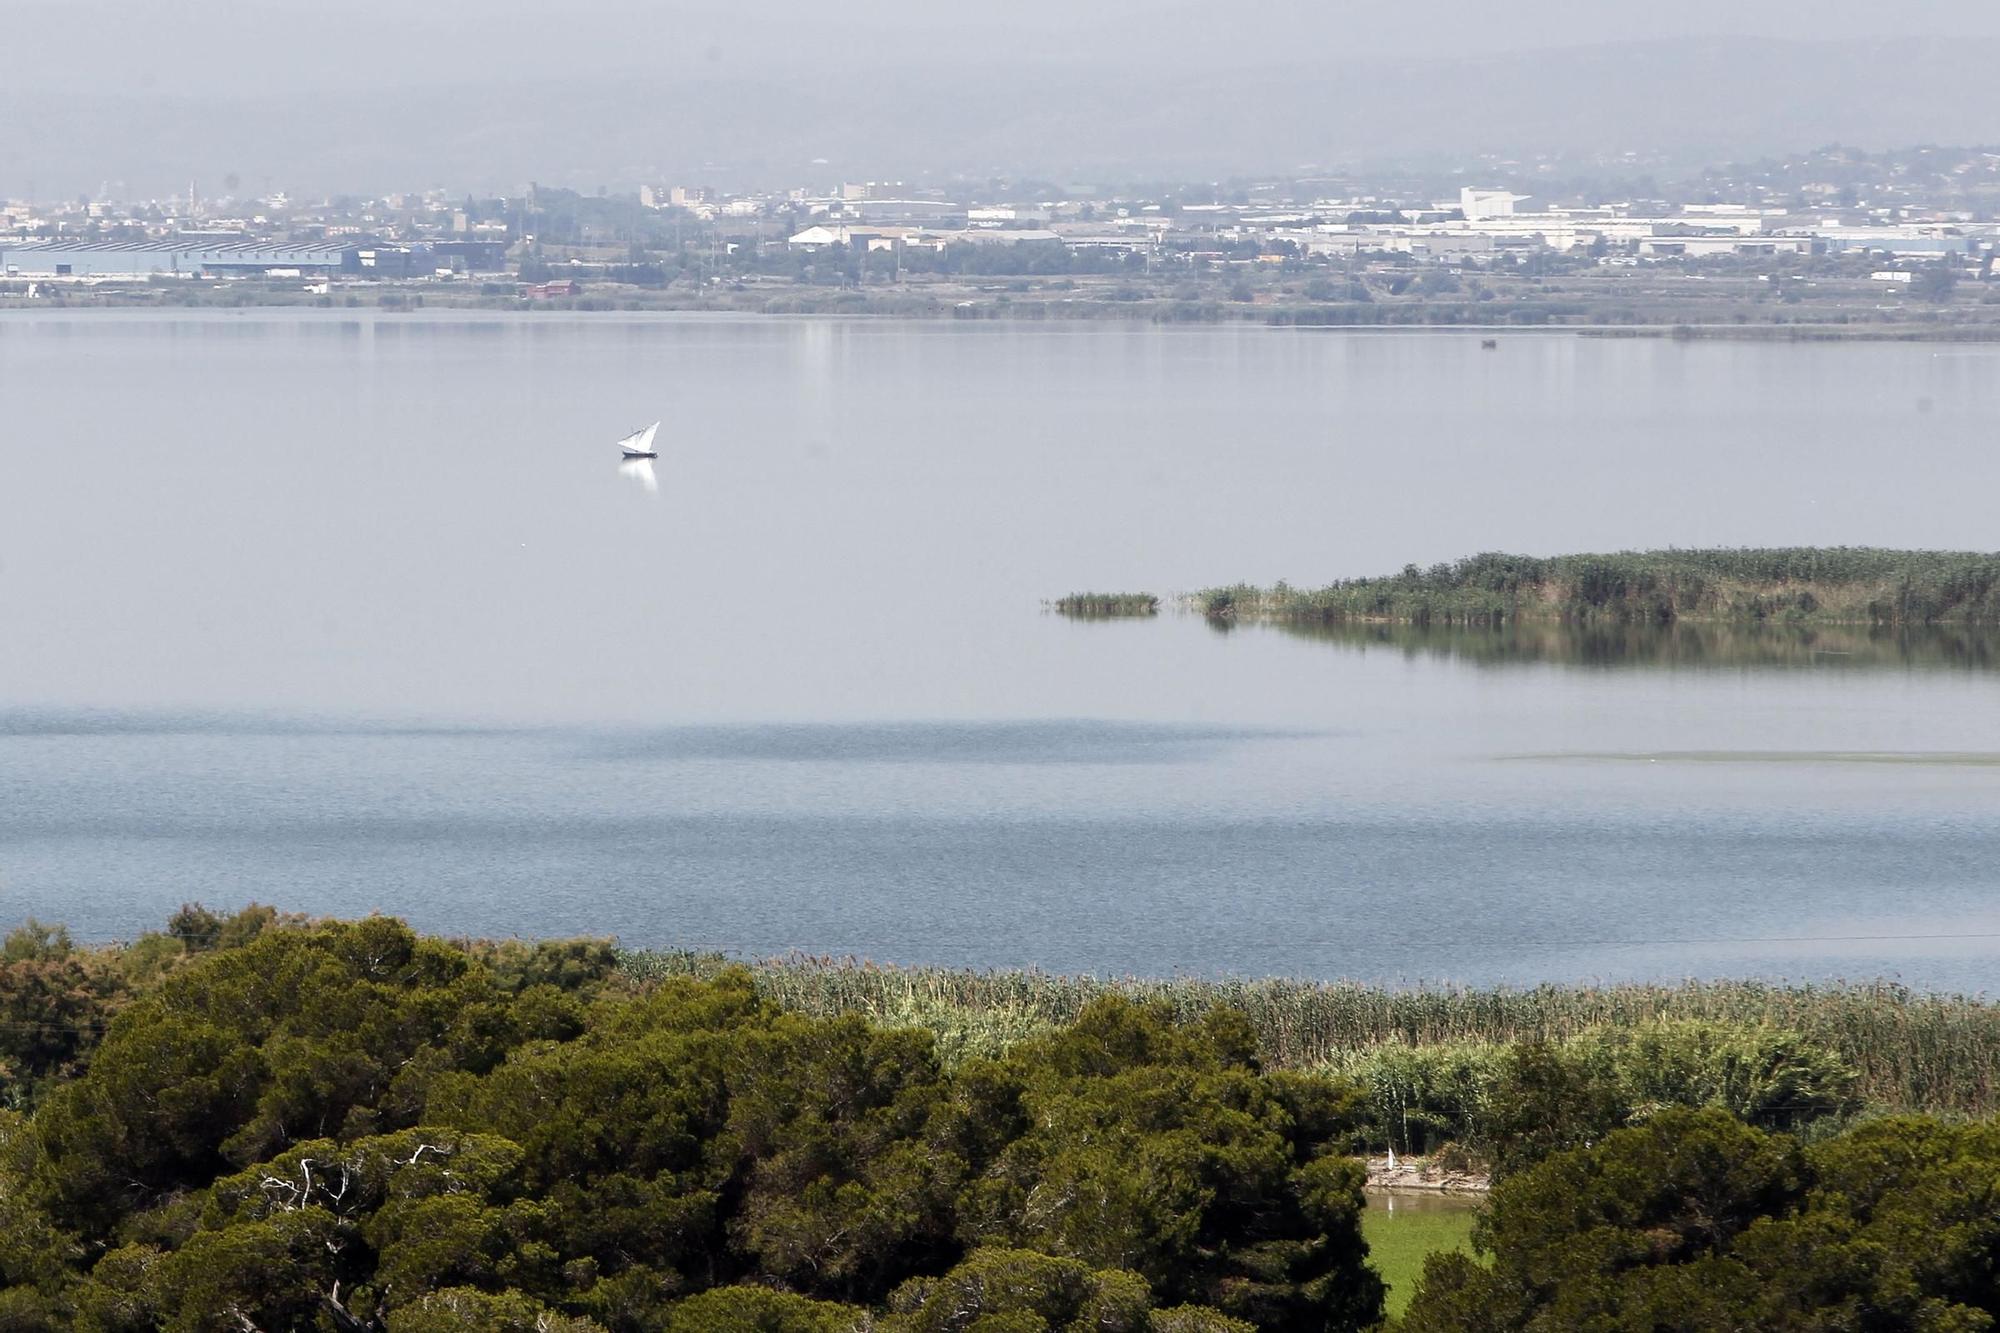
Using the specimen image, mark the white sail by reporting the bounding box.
[617,420,661,456]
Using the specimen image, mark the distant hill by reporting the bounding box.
[7,36,2000,196]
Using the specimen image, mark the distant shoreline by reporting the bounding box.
[8,285,2000,339]
[1577,322,2000,342]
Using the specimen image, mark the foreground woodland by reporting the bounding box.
[1,910,1998,1330]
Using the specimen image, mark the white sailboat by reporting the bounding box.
[617,421,661,458]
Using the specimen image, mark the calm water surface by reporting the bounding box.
[3,312,1997,986]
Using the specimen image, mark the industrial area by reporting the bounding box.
[6,146,2000,323]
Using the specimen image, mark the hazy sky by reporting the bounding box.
[7,0,2000,195]
[9,0,2000,92]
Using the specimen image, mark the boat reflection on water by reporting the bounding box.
[1228,617,2000,673]
[617,456,658,494]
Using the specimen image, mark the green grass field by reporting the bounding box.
[1362,1192,1482,1321]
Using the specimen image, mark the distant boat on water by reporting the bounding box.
[617,421,661,458]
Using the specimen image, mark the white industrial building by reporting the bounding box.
[836,199,964,225]
[1813,227,1974,257]
[968,207,1051,225]
[789,225,1062,252]
[1459,188,1533,221]
[0,240,355,279]
[1639,235,1812,258]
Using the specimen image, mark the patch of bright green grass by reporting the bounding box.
[1362,1193,1482,1321]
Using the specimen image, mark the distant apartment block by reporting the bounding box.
[641,185,715,210]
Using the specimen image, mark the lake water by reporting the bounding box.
[4,311,1998,987]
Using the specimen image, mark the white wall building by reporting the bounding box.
[1814,227,1971,257]
[839,199,962,224]
[1638,236,1812,258]
[968,206,1051,225]
[1459,188,1530,221]
[901,229,1062,252]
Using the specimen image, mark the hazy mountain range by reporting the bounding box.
[8,36,2000,199]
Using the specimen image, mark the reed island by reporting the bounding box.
[1194,547,2000,627]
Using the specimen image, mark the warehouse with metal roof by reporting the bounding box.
[0,240,356,279]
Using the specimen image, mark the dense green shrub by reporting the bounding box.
[0,919,1382,1331]
[0,905,306,1109]
[8,912,1998,1329]
[1325,1020,1856,1165]
[953,1004,1383,1328]
[885,1248,1150,1331]
[658,1286,868,1332]
[1405,1110,2000,1330]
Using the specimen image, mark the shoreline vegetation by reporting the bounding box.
[4,910,2000,1327]
[1193,547,2000,628]
[14,288,2000,341]
[1581,322,2000,342]
[619,950,2000,1119]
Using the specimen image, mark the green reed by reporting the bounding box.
[1054,592,1160,618]
[618,952,2000,1116]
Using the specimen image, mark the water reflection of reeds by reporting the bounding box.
[1258,619,2000,672]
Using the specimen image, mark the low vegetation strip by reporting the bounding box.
[1193,547,2000,626]
[1054,591,1160,617]
[619,952,2000,1118]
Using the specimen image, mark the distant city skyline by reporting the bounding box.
[8,148,1994,300]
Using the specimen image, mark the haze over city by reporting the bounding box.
[10,0,2000,195]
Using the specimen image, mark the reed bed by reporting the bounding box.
[1053,592,1160,618]
[618,952,2000,1116]
[1195,548,2000,627]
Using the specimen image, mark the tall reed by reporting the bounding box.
[618,952,2000,1116]
[1054,592,1160,618]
